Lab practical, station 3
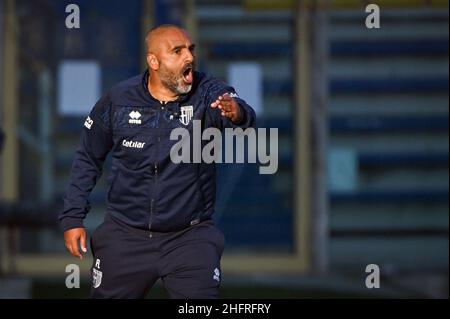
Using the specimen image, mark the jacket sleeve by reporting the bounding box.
[204,77,256,130]
[58,93,114,231]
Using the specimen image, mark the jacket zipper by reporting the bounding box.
[148,163,157,238]
[148,103,163,237]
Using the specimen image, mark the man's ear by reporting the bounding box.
[147,53,159,71]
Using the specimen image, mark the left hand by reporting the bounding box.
[210,93,242,123]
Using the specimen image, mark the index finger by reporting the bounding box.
[211,100,220,108]
[70,237,82,259]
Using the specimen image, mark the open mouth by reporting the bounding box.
[182,65,193,84]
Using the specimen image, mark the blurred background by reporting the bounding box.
[0,0,448,298]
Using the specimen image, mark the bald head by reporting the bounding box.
[144,24,196,97]
[145,24,189,54]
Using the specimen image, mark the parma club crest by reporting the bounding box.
[92,268,103,288]
[179,105,193,125]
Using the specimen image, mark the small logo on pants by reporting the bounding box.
[92,268,103,288]
[92,258,102,288]
[213,268,220,282]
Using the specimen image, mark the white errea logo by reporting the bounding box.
[122,139,145,149]
[213,268,220,282]
[129,110,142,124]
[84,116,93,129]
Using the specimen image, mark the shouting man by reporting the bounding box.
[59,24,256,298]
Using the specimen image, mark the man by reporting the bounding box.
[59,24,256,298]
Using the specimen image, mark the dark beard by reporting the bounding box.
[159,61,193,95]
[159,65,180,93]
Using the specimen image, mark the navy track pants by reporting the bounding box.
[89,214,225,299]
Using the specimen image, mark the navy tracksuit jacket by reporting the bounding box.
[59,69,256,234]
